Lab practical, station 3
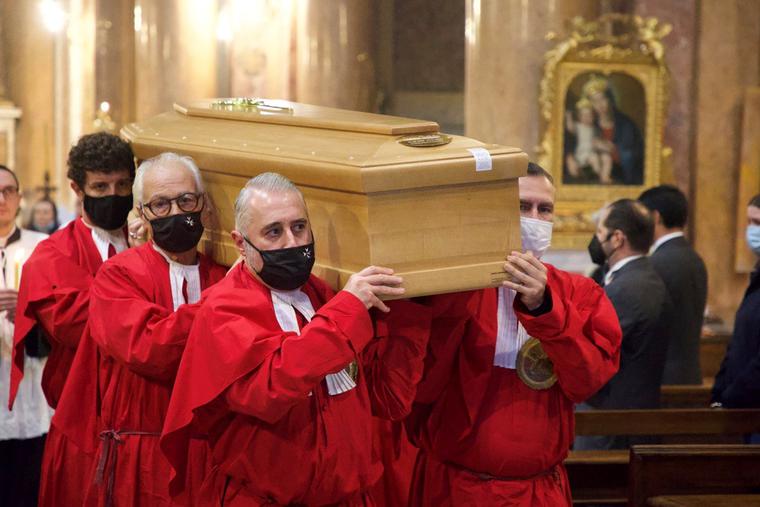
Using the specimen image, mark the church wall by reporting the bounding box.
[692,0,760,323]
[1,0,758,325]
[0,2,55,200]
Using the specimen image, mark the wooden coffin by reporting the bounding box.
[121,99,527,298]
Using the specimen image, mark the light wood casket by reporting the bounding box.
[121,99,527,298]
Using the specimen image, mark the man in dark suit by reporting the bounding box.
[639,185,707,385]
[575,199,672,450]
[712,194,760,443]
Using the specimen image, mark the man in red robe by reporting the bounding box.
[406,163,623,506]
[74,153,227,507]
[9,132,135,507]
[161,172,432,506]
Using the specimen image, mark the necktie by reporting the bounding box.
[107,244,117,259]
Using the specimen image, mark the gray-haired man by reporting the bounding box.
[162,172,433,506]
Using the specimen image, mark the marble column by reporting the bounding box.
[633,0,699,193]
[223,0,295,100]
[294,0,375,111]
[133,0,219,120]
[692,0,760,323]
[0,22,7,100]
[95,0,137,128]
[0,1,55,194]
[464,0,602,155]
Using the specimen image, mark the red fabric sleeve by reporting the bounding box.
[514,268,622,403]
[223,290,373,424]
[88,261,200,382]
[363,299,432,421]
[10,246,93,408]
[412,292,477,405]
[22,253,93,350]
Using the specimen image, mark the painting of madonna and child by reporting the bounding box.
[563,72,646,186]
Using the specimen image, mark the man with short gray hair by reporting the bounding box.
[162,172,433,506]
[61,152,227,505]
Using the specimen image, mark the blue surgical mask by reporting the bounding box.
[747,224,760,255]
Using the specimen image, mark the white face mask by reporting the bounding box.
[520,216,553,259]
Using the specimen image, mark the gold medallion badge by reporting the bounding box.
[345,361,358,382]
[516,338,557,390]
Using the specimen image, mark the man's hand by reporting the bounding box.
[0,288,18,322]
[128,218,147,248]
[502,251,547,311]
[343,266,405,313]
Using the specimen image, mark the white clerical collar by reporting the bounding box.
[269,288,356,396]
[650,231,684,254]
[493,286,530,370]
[152,243,201,311]
[81,219,128,262]
[605,254,645,286]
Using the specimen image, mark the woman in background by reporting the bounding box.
[26,199,59,234]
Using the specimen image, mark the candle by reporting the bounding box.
[12,249,24,290]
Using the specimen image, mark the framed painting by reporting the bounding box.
[537,14,672,249]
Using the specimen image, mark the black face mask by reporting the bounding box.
[150,211,204,253]
[244,237,315,291]
[588,234,607,265]
[83,194,133,230]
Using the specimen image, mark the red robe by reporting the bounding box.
[160,263,431,507]
[407,265,622,506]
[10,217,107,408]
[74,243,226,507]
[369,419,418,507]
[366,312,425,507]
[9,217,120,507]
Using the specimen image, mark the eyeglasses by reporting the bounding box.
[141,192,203,217]
[0,186,19,199]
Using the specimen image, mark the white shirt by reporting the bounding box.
[0,228,54,440]
[650,231,684,254]
[151,244,201,311]
[604,254,645,286]
[86,223,128,262]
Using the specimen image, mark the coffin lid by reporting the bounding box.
[121,99,527,194]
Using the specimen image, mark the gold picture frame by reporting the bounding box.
[537,14,672,249]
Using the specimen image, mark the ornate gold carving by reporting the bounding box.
[537,14,672,247]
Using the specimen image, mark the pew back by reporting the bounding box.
[628,445,760,507]
[575,408,760,436]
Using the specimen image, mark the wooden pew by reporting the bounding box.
[700,332,730,379]
[648,495,760,506]
[574,408,760,437]
[566,409,760,504]
[660,383,712,408]
[566,449,629,504]
[628,444,760,507]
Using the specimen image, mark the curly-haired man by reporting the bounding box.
[9,132,135,507]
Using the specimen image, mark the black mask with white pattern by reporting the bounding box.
[244,237,315,290]
[150,211,204,253]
